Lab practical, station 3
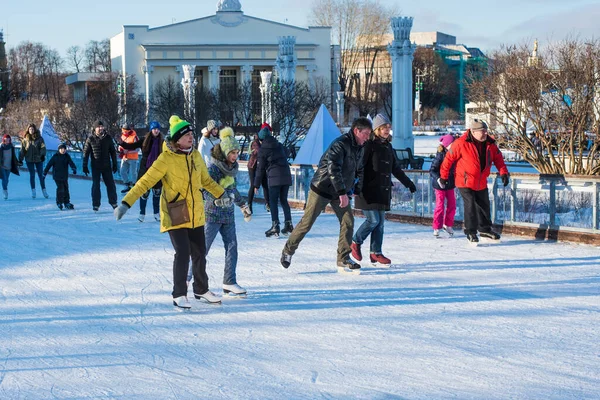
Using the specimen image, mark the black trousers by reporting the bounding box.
[91,167,117,207]
[247,167,270,211]
[168,227,208,298]
[268,185,292,223]
[54,179,70,204]
[459,187,493,234]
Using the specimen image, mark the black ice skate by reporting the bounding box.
[480,231,501,240]
[337,258,361,275]
[265,222,280,238]
[280,251,293,269]
[466,233,479,244]
[281,220,294,236]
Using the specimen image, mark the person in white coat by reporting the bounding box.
[198,120,219,166]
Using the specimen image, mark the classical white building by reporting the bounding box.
[109,0,332,123]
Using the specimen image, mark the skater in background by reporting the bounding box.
[187,127,252,297]
[254,126,293,237]
[429,134,457,238]
[0,134,20,200]
[246,131,270,214]
[118,123,139,194]
[281,117,372,274]
[351,114,416,267]
[82,120,119,212]
[18,123,48,199]
[439,119,509,243]
[114,115,227,309]
[43,143,77,210]
[198,120,219,166]
[118,121,164,222]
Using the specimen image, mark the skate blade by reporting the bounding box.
[467,241,479,247]
[370,262,391,268]
[223,291,247,299]
[172,301,192,310]
[337,267,361,275]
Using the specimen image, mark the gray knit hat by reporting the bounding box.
[372,114,391,131]
[206,120,217,131]
[469,119,488,131]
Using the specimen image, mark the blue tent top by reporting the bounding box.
[293,104,341,165]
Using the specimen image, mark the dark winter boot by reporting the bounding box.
[265,221,280,238]
[65,203,74,210]
[281,220,294,236]
[57,203,64,210]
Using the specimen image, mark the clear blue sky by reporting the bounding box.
[2,0,599,57]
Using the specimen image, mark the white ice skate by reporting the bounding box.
[223,283,247,298]
[138,214,145,222]
[193,290,222,304]
[173,296,191,309]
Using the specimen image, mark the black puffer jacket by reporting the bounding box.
[83,133,117,170]
[43,152,76,181]
[19,133,46,163]
[254,135,292,187]
[310,131,362,200]
[354,136,415,211]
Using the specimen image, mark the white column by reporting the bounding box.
[260,71,273,124]
[388,17,416,151]
[241,64,254,83]
[208,65,221,90]
[336,91,345,125]
[181,65,197,127]
[141,65,154,124]
[305,64,317,91]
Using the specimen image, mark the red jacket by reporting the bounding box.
[440,130,508,191]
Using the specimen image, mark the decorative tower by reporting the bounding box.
[0,29,8,108]
[181,65,198,129]
[275,36,297,83]
[387,17,416,151]
[260,71,273,125]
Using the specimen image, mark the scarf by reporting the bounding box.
[211,158,239,188]
[146,137,160,168]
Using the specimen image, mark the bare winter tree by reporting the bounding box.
[66,45,84,73]
[8,41,66,103]
[84,39,111,73]
[467,39,600,175]
[309,0,398,115]
[149,76,185,128]
[271,78,332,155]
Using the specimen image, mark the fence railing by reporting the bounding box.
[237,164,600,234]
[40,149,600,234]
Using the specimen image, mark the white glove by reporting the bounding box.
[214,193,235,208]
[240,204,252,222]
[114,203,129,220]
[437,178,446,189]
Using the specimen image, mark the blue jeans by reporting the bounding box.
[187,221,238,285]
[26,161,45,189]
[1,168,10,190]
[140,188,160,215]
[353,209,386,254]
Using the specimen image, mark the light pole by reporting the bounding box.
[415,70,425,125]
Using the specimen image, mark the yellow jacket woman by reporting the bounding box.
[115,115,227,309]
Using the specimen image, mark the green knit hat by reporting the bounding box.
[219,127,240,157]
[168,115,192,142]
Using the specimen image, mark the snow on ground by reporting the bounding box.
[1,175,599,399]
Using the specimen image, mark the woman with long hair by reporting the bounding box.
[18,123,48,198]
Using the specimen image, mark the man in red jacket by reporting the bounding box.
[439,119,509,243]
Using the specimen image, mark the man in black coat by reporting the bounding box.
[82,120,118,211]
[281,117,372,274]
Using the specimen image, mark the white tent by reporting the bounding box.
[292,104,341,165]
[39,115,61,151]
